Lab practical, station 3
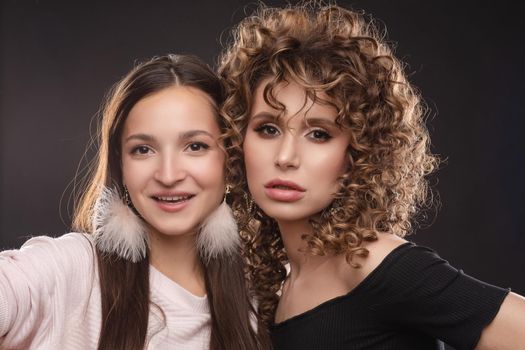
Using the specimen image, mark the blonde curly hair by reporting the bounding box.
[219,2,438,325]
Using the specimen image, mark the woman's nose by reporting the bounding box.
[153,154,186,186]
[274,133,300,170]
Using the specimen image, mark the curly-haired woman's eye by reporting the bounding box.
[131,145,153,155]
[307,129,332,142]
[254,124,280,138]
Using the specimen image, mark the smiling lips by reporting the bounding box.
[264,179,306,202]
[152,192,195,212]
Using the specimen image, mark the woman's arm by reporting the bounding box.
[0,233,94,346]
[0,280,10,337]
[476,292,525,349]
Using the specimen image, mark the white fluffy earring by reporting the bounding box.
[92,186,148,262]
[197,185,240,263]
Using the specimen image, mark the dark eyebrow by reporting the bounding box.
[304,117,338,128]
[250,112,280,123]
[179,130,214,140]
[124,133,155,143]
[124,130,214,144]
[250,113,340,132]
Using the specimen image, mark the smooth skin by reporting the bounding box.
[122,85,225,296]
[243,79,525,349]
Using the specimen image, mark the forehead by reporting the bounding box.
[251,78,337,121]
[123,86,220,136]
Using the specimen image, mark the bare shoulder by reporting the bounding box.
[337,233,407,291]
[475,292,525,350]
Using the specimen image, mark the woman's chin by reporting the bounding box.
[258,207,315,224]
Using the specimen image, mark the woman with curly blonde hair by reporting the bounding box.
[219,2,525,349]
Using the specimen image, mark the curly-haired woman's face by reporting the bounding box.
[244,79,350,223]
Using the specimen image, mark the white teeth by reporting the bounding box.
[156,195,191,202]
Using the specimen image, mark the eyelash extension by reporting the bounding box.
[253,123,279,134]
[309,129,333,141]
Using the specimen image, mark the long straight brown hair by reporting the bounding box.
[73,54,270,349]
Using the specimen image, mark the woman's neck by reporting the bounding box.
[278,218,333,278]
[148,228,206,296]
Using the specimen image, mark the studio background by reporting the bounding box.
[1,0,523,314]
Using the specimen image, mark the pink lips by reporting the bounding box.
[151,192,195,213]
[264,179,306,202]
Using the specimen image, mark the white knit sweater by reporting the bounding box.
[0,233,211,349]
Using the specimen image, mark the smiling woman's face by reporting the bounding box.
[121,86,225,239]
[243,79,350,224]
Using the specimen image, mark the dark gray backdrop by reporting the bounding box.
[1,0,524,305]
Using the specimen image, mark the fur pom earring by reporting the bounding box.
[92,186,148,262]
[197,185,240,263]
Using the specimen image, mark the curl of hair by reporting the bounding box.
[219,2,438,325]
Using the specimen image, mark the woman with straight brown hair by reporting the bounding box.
[219,2,525,349]
[0,54,269,349]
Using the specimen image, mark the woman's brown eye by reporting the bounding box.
[309,129,332,141]
[254,124,280,136]
[186,142,210,152]
[131,145,151,155]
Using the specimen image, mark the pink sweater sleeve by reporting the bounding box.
[0,233,95,348]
